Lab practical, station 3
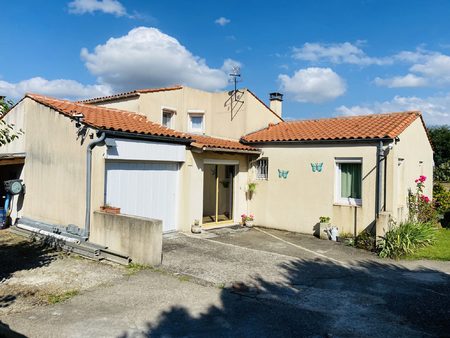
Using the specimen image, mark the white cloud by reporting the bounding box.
[410,54,450,81]
[376,49,450,88]
[68,0,127,17]
[278,67,346,103]
[292,42,392,66]
[374,74,427,88]
[335,94,450,125]
[81,27,238,91]
[0,77,112,100]
[215,17,230,26]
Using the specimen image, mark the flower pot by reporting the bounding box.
[100,206,121,214]
[245,220,254,227]
[191,224,202,234]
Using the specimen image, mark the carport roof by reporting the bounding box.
[26,93,191,141]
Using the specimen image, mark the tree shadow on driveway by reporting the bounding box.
[120,259,450,337]
[0,230,55,337]
[0,231,55,283]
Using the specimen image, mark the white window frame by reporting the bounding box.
[188,110,205,133]
[255,158,269,180]
[334,158,362,206]
[161,107,176,128]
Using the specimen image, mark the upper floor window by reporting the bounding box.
[162,109,175,128]
[188,113,204,133]
[256,158,268,180]
[335,158,362,206]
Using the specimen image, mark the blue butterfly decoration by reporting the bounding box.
[311,162,323,173]
[278,169,289,179]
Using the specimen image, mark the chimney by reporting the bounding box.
[269,92,283,117]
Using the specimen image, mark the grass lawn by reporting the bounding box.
[407,228,450,261]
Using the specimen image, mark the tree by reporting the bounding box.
[428,125,450,182]
[428,125,450,166]
[0,96,22,146]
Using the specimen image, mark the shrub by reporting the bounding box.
[377,221,436,259]
[434,161,450,182]
[408,176,438,224]
[433,183,450,228]
[355,230,376,251]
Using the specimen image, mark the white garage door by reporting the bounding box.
[105,161,179,232]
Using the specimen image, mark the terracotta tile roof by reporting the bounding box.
[189,134,259,152]
[242,111,422,143]
[26,93,190,141]
[78,85,183,104]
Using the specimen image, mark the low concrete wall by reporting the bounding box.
[91,211,162,265]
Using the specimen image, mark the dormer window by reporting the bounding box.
[162,109,175,128]
[188,111,205,133]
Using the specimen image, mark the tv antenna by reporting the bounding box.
[229,66,242,100]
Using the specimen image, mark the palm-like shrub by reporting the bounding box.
[378,221,436,259]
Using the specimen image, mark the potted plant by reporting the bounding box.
[241,213,255,227]
[246,182,257,199]
[100,204,121,214]
[319,216,331,240]
[191,219,202,234]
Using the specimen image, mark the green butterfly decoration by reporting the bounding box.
[278,169,289,179]
[311,162,323,173]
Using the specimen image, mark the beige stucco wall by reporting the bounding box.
[0,98,106,231]
[249,143,379,236]
[91,211,162,265]
[388,118,434,222]
[94,86,282,140]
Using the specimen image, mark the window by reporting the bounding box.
[256,158,268,180]
[335,159,362,205]
[162,109,175,128]
[188,113,204,133]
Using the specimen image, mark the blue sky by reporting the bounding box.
[2,0,450,125]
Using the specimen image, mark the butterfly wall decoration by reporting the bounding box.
[311,162,323,173]
[278,169,289,179]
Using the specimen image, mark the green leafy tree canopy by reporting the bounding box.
[0,96,23,146]
[428,125,450,166]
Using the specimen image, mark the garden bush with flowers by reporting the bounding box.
[408,175,439,224]
[377,175,437,259]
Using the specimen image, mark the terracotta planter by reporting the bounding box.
[100,206,121,214]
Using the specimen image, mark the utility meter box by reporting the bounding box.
[4,179,24,195]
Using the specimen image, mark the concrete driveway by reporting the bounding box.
[2,226,450,337]
[161,226,450,336]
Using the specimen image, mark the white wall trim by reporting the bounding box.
[334,157,363,206]
[187,109,206,113]
[106,138,185,162]
[188,111,205,134]
[161,105,177,112]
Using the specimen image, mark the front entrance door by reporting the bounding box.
[202,164,235,226]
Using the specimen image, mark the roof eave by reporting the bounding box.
[190,145,261,154]
[100,129,192,145]
[240,137,394,146]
